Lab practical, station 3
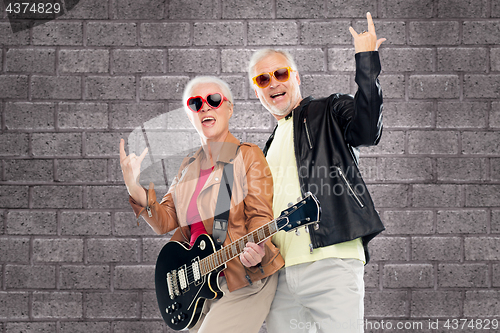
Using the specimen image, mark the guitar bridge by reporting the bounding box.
[166,272,175,300]
[171,270,181,297]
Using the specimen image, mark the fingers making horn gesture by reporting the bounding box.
[119,138,148,206]
[349,12,386,53]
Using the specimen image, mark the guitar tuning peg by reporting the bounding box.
[304,226,309,233]
[295,229,300,236]
[288,202,294,207]
[314,223,319,230]
[297,196,302,202]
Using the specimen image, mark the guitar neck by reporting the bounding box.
[199,219,280,276]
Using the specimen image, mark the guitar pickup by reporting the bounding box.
[192,259,201,284]
[178,266,188,292]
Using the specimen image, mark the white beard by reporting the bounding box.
[258,88,301,118]
[269,105,291,117]
[264,97,294,117]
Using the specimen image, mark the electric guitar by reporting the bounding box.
[154,192,321,330]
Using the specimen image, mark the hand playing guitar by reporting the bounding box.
[119,138,148,207]
[239,242,266,267]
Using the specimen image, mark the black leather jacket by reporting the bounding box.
[263,51,385,263]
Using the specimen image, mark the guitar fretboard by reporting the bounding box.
[199,219,279,276]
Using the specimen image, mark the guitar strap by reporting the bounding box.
[212,160,234,248]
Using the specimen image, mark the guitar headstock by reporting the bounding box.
[276,192,321,232]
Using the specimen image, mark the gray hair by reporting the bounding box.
[182,76,234,112]
[248,49,298,84]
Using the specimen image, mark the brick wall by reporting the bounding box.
[1,0,499,332]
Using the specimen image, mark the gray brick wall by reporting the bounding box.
[1,0,499,332]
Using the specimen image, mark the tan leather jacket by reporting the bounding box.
[130,132,284,292]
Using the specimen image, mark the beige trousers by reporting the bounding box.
[190,273,279,333]
[266,258,365,333]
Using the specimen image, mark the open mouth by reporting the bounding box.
[271,92,286,99]
[201,116,216,126]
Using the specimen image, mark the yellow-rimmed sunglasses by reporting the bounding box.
[252,67,294,88]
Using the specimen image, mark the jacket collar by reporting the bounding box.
[264,96,313,156]
[285,96,314,120]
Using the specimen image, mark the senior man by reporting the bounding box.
[248,13,386,333]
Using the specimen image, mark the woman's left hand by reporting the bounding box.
[239,242,266,267]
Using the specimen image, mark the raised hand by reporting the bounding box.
[349,12,386,53]
[239,242,266,268]
[119,138,148,205]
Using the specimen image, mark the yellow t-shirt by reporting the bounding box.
[266,115,365,267]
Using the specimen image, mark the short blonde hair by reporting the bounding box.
[248,49,298,84]
[182,76,233,112]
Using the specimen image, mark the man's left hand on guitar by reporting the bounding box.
[239,242,266,267]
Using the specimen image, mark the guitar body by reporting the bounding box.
[155,193,321,331]
[155,234,225,330]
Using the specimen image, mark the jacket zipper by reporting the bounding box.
[303,118,313,149]
[336,166,365,208]
[137,190,153,225]
[145,188,153,217]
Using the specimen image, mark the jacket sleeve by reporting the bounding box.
[128,160,187,235]
[240,145,274,233]
[239,144,279,273]
[331,51,383,148]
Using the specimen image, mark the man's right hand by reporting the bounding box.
[119,138,148,205]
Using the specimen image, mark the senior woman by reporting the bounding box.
[120,76,283,333]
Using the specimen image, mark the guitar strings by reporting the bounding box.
[168,198,313,296]
[176,201,306,286]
